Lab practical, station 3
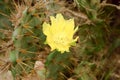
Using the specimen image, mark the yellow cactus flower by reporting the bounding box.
[43,13,78,53]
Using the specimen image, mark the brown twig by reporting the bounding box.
[100,3,120,10]
[63,8,88,20]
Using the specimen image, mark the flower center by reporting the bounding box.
[53,33,68,45]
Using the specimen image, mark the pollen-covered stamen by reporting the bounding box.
[53,33,68,45]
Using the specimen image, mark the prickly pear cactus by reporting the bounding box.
[45,51,77,80]
[9,1,46,79]
[2,0,119,80]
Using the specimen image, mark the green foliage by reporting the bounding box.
[76,0,100,21]
[73,0,120,79]
[0,0,12,29]
[74,61,96,80]
[78,22,105,55]
[45,50,76,80]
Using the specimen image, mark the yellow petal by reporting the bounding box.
[49,43,56,51]
[56,13,66,31]
[56,13,65,21]
[75,36,79,40]
[74,26,78,33]
[64,19,75,39]
[42,22,51,35]
[66,19,74,30]
[50,16,59,33]
[50,16,56,27]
